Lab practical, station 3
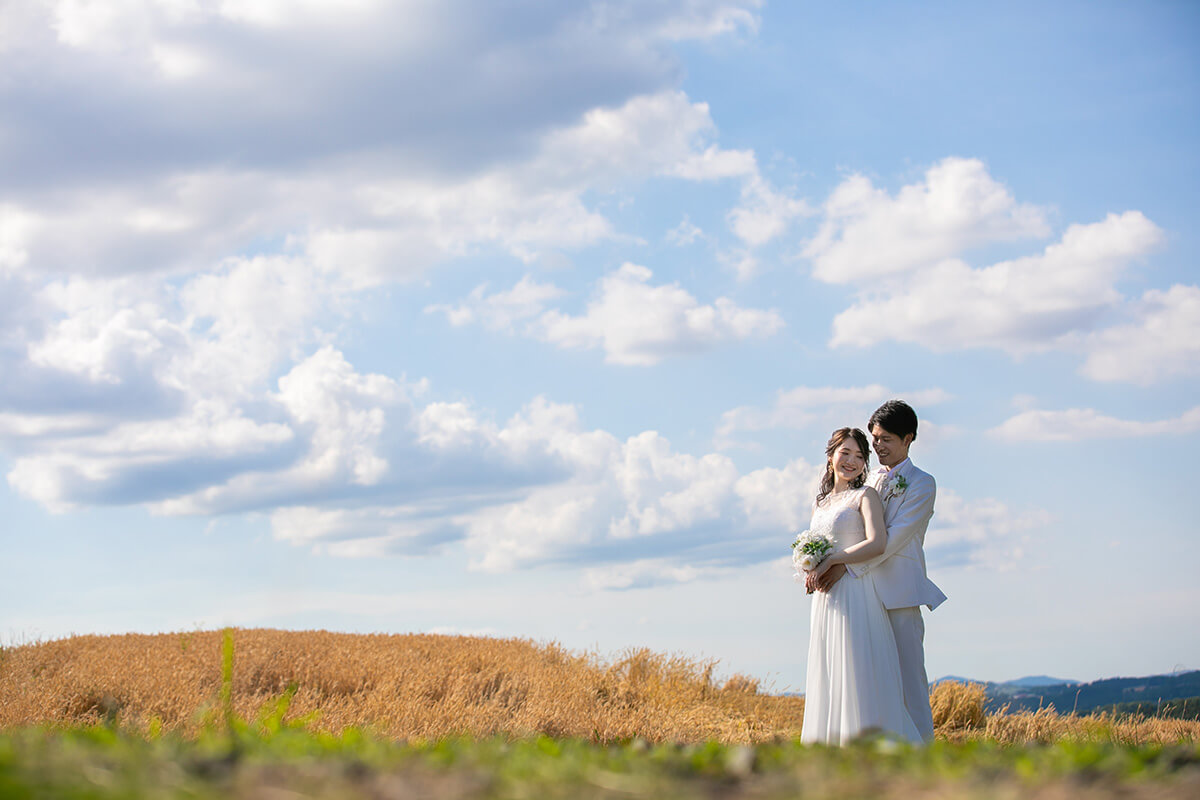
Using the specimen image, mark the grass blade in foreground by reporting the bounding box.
[3,728,1199,800]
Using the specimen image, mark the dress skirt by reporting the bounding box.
[800,571,922,745]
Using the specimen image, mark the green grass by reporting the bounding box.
[2,725,1198,799]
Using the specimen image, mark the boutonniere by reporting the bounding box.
[883,472,908,499]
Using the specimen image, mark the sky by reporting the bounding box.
[2,0,1198,690]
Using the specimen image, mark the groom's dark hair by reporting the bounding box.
[869,400,918,442]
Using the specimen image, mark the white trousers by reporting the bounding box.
[887,605,934,742]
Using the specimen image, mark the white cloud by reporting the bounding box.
[452,419,742,572]
[804,157,1050,283]
[21,253,344,403]
[5,0,765,284]
[429,264,785,366]
[539,92,755,186]
[28,276,183,385]
[666,215,704,246]
[0,90,761,289]
[275,346,403,487]
[535,263,784,365]
[925,489,1052,570]
[269,504,459,556]
[671,145,758,181]
[803,160,1188,385]
[582,558,732,591]
[178,255,345,396]
[734,458,823,531]
[989,404,1200,441]
[727,175,812,248]
[0,411,110,439]
[3,308,1036,584]
[829,211,1164,352]
[215,0,384,30]
[655,1,762,41]
[613,432,740,536]
[717,384,952,448]
[0,205,34,275]
[424,275,564,331]
[1077,284,1200,384]
[6,399,294,513]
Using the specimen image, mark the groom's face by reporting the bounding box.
[870,424,913,468]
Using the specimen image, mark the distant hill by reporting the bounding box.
[930,675,1078,690]
[933,670,1200,715]
[1004,676,1078,688]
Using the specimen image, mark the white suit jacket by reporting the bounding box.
[847,458,947,611]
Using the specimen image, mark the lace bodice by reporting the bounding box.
[809,487,867,550]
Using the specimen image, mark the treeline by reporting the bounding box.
[987,671,1200,716]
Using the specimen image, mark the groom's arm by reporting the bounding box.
[845,473,936,577]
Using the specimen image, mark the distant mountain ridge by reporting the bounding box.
[1003,675,1079,688]
[933,670,1200,715]
[931,675,1078,689]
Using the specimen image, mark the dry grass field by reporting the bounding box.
[1,628,1197,746]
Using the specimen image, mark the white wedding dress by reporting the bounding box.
[800,487,922,745]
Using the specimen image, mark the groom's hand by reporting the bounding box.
[816,563,846,592]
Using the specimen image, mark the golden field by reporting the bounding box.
[1,628,1196,745]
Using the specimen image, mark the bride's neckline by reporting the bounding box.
[824,486,860,503]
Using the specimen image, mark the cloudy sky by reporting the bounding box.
[2,0,1198,688]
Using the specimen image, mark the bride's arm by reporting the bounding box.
[816,488,887,571]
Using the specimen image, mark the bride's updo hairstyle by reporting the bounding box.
[815,427,871,505]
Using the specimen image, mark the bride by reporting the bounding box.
[799,427,921,745]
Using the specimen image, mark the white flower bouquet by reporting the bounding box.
[791,529,834,581]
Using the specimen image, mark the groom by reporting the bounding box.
[815,399,947,741]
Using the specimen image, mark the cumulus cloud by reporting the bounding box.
[269,505,462,557]
[829,211,1164,351]
[727,175,813,248]
[0,3,1066,589]
[257,389,829,583]
[5,1,762,186]
[1,0,770,292]
[535,263,784,365]
[804,157,1050,283]
[0,2,788,535]
[717,384,952,448]
[15,254,345,408]
[431,264,783,365]
[989,404,1200,441]
[1076,284,1200,384]
[424,276,565,331]
[734,458,823,531]
[6,399,296,512]
[803,159,1190,384]
[457,435,818,578]
[2,90,755,285]
[925,489,1052,570]
[3,314,1026,586]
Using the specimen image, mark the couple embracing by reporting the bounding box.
[796,400,946,746]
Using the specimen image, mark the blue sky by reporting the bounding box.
[2,0,1198,689]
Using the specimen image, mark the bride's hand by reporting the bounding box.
[804,571,818,593]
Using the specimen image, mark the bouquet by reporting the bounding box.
[791,529,834,582]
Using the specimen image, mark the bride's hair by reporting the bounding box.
[815,427,871,505]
